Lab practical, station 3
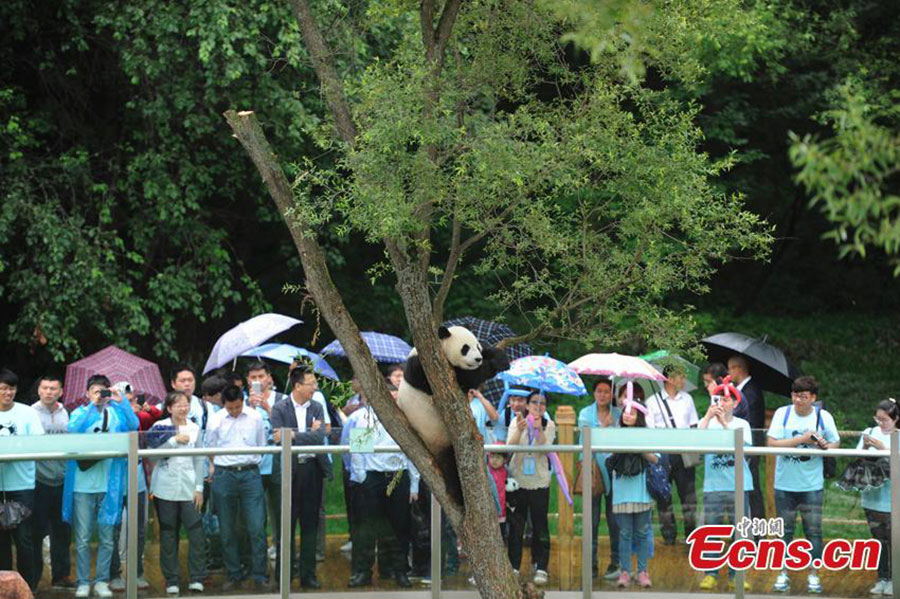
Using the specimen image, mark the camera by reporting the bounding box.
[810,432,823,445]
[99,389,112,400]
[136,394,146,407]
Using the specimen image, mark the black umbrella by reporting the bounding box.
[443,316,533,403]
[700,332,802,397]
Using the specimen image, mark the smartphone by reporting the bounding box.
[136,394,146,407]
[99,389,112,399]
[251,381,262,395]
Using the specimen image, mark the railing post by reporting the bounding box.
[280,429,292,599]
[126,431,138,599]
[581,426,592,599]
[891,430,899,599]
[555,406,576,589]
[431,492,441,599]
[734,426,745,599]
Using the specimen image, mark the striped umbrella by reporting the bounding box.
[64,346,168,411]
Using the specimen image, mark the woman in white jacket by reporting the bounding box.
[148,391,207,595]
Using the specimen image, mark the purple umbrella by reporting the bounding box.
[64,346,168,410]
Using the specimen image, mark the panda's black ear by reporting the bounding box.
[438,326,451,340]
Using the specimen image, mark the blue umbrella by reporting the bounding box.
[241,343,340,381]
[497,355,587,396]
[320,332,412,364]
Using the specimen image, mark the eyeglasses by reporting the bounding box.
[874,416,893,425]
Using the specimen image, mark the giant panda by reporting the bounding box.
[398,325,510,504]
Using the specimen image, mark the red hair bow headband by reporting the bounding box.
[712,375,742,406]
[623,381,648,416]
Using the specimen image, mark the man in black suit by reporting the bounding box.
[270,366,330,589]
[728,355,766,521]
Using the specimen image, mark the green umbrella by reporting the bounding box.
[639,350,701,392]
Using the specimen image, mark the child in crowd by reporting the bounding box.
[856,398,898,596]
[697,384,753,591]
[487,443,509,540]
[608,398,658,588]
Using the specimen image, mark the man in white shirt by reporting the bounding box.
[647,365,699,545]
[205,385,269,592]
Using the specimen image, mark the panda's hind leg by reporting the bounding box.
[435,446,464,506]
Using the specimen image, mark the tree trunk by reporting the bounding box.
[224,109,540,599]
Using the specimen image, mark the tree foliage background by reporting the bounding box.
[2,0,899,383]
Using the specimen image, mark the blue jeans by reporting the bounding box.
[73,492,115,586]
[615,509,652,574]
[702,491,750,578]
[774,489,823,562]
[211,467,267,582]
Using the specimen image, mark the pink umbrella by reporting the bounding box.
[568,353,666,381]
[64,346,168,411]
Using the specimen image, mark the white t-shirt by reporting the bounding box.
[647,390,698,429]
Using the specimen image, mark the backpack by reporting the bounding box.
[646,454,672,503]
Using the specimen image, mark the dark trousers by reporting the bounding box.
[32,481,71,584]
[507,487,550,571]
[748,456,765,521]
[657,455,697,541]
[0,489,36,588]
[110,491,146,579]
[155,498,207,586]
[342,467,354,540]
[865,509,891,580]
[407,481,459,577]
[279,460,322,580]
[212,466,268,583]
[262,472,280,548]
[349,470,411,577]
[590,489,620,572]
[201,480,223,568]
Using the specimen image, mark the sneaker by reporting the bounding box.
[52,577,77,590]
[136,577,150,590]
[75,585,91,599]
[729,578,751,591]
[603,564,621,580]
[94,582,114,598]
[468,576,477,586]
[882,580,893,596]
[419,577,432,586]
[617,571,631,588]
[340,540,352,553]
[267,545,277,561]
[807,572,822,594]
[870,580,888,596]
[699,575,718,590]
[636,571,652,588]
[533,570,548,585]
[188,582,204,593]
[773,571,790,592]
[108,577,125,592]
[166,585,179,595]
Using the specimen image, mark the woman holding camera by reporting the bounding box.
[148,391,207,595]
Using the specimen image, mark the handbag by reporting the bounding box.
[573,459,605,496]
[656,395,701,468]
[0,466,32,530]
[646,454,672,503]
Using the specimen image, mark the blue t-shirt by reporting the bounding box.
[0,403,45,491]
[470,398,489,440]
[577,403,621,493]
[856,427,893,513]
[703,416,754,493]
[611,453,659,506]
[767,405,839,492]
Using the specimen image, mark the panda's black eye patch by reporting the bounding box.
[461,344,470,355]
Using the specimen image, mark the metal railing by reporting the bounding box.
[1,428,897,599]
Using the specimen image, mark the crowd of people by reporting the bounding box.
[0,353,896,597]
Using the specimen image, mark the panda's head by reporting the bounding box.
[438,325,483,370]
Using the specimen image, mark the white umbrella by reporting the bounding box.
[203,313,303,374]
